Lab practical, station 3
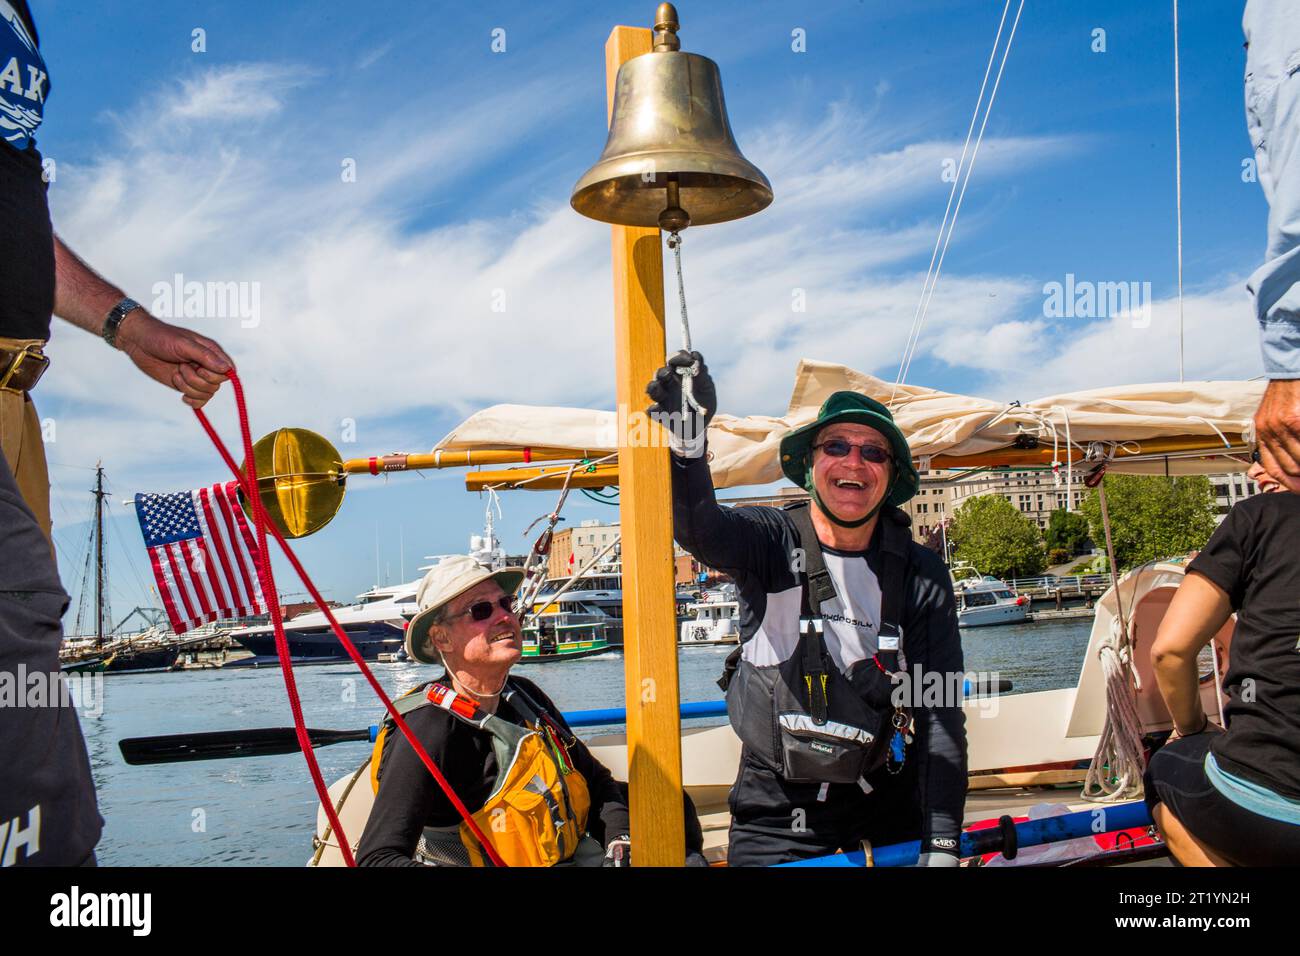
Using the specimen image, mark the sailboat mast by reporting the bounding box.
[94,462,106,647]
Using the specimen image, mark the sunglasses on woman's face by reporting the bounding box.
[814,438,892,465]
[448,595,515,622]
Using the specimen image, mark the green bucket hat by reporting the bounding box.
[779,391,919,524]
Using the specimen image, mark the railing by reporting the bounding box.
[1005,573,1112,592]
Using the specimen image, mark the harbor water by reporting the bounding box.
[82,617,1092,865]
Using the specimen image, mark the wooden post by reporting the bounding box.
[603,24,686,866]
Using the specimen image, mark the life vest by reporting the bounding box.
[719,501,913,784]
[370,679,591,867]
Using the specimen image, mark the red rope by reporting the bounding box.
[193,370,506,868]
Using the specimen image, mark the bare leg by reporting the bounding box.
[1152,803,1234,867]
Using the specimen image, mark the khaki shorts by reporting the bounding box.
[0,335,53,547]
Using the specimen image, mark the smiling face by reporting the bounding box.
[810,422,894,522]
[428,579,522,674]
[1247,458,1284,494]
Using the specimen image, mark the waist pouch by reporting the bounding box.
[723,631,902,784]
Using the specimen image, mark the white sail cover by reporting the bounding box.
[434,360,1265,488]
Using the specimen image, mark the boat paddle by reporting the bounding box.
[120,680,1013,766]
[118,700,734,765]
[119,726,377,765]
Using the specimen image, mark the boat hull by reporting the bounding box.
[232,621,405,663]
[958,603,1030,627]
[61,644,181,674]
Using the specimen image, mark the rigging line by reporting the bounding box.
[893,0,1012,401]
[899,0,1026,389]
[1173,0,1185,383]
[103,483,152,601]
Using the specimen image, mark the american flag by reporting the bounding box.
[134,481,267,634]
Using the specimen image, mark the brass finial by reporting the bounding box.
[653,3,681,52]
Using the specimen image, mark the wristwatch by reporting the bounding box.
[102,297,143,349]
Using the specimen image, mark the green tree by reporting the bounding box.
[1078,475,1217,572]
[948,495,1047,580]
[1045,508,1090,554]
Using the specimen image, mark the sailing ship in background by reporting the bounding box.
[59,466,185,674]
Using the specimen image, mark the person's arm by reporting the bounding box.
[647,351,788,572]
[907,551,968,867]
[52,236,232,408]
[356,709,454,867]
[1243,6,1300,490]
[1150,572,1233,736]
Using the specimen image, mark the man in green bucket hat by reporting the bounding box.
[649,352,967,867]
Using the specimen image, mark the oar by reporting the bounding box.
[120,680,1015,766]
[119,726,378,765]
[118,701,733,766]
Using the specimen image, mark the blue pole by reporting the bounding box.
[561,699,729,728]
[368,680,1010,737]
[778,800,1153,867]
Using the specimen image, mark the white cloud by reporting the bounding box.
[41,63,1097,602]
[164,63,313,122]
[973,282,1262,400]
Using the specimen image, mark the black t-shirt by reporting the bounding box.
[1,0,55,340]
[1188,492,1300,800]
[356,674,629,866]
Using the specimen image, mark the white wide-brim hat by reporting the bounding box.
[404,555,525,665]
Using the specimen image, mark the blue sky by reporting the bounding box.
[28,0,1268,624]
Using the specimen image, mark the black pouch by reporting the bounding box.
[772,621,893,783]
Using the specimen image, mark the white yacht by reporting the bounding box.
[951,566,1030,628]
[229,509,512,665]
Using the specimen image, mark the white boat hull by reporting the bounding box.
[958,602,1030,627]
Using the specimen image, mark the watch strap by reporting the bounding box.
[102,297,142,348]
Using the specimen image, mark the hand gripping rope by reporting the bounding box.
[193,369,506,867]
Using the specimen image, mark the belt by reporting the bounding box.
[0,343,50,394]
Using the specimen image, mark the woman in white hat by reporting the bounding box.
[357,555,703,866]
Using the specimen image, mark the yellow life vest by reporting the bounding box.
[370,680,591,867]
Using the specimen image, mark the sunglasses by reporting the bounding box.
[447,595,515,622]
[813,439,893,465]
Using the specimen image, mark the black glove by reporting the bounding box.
[645,350,717,459]
[602,835,632,867]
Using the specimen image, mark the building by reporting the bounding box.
[546,519,705,587]
[1210,470,1262,519]
[906,467,1260,545]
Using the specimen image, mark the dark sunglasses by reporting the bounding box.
[448,595,515,622]
[814,439,892,464]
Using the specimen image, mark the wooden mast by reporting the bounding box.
[603,24,686,865]
[94,462,106,647]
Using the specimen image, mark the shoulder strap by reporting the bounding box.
[423,683,492,729]
[876,510,913,650]
[784,501,837,611]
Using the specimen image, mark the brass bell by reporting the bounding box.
[571,3,772,232]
